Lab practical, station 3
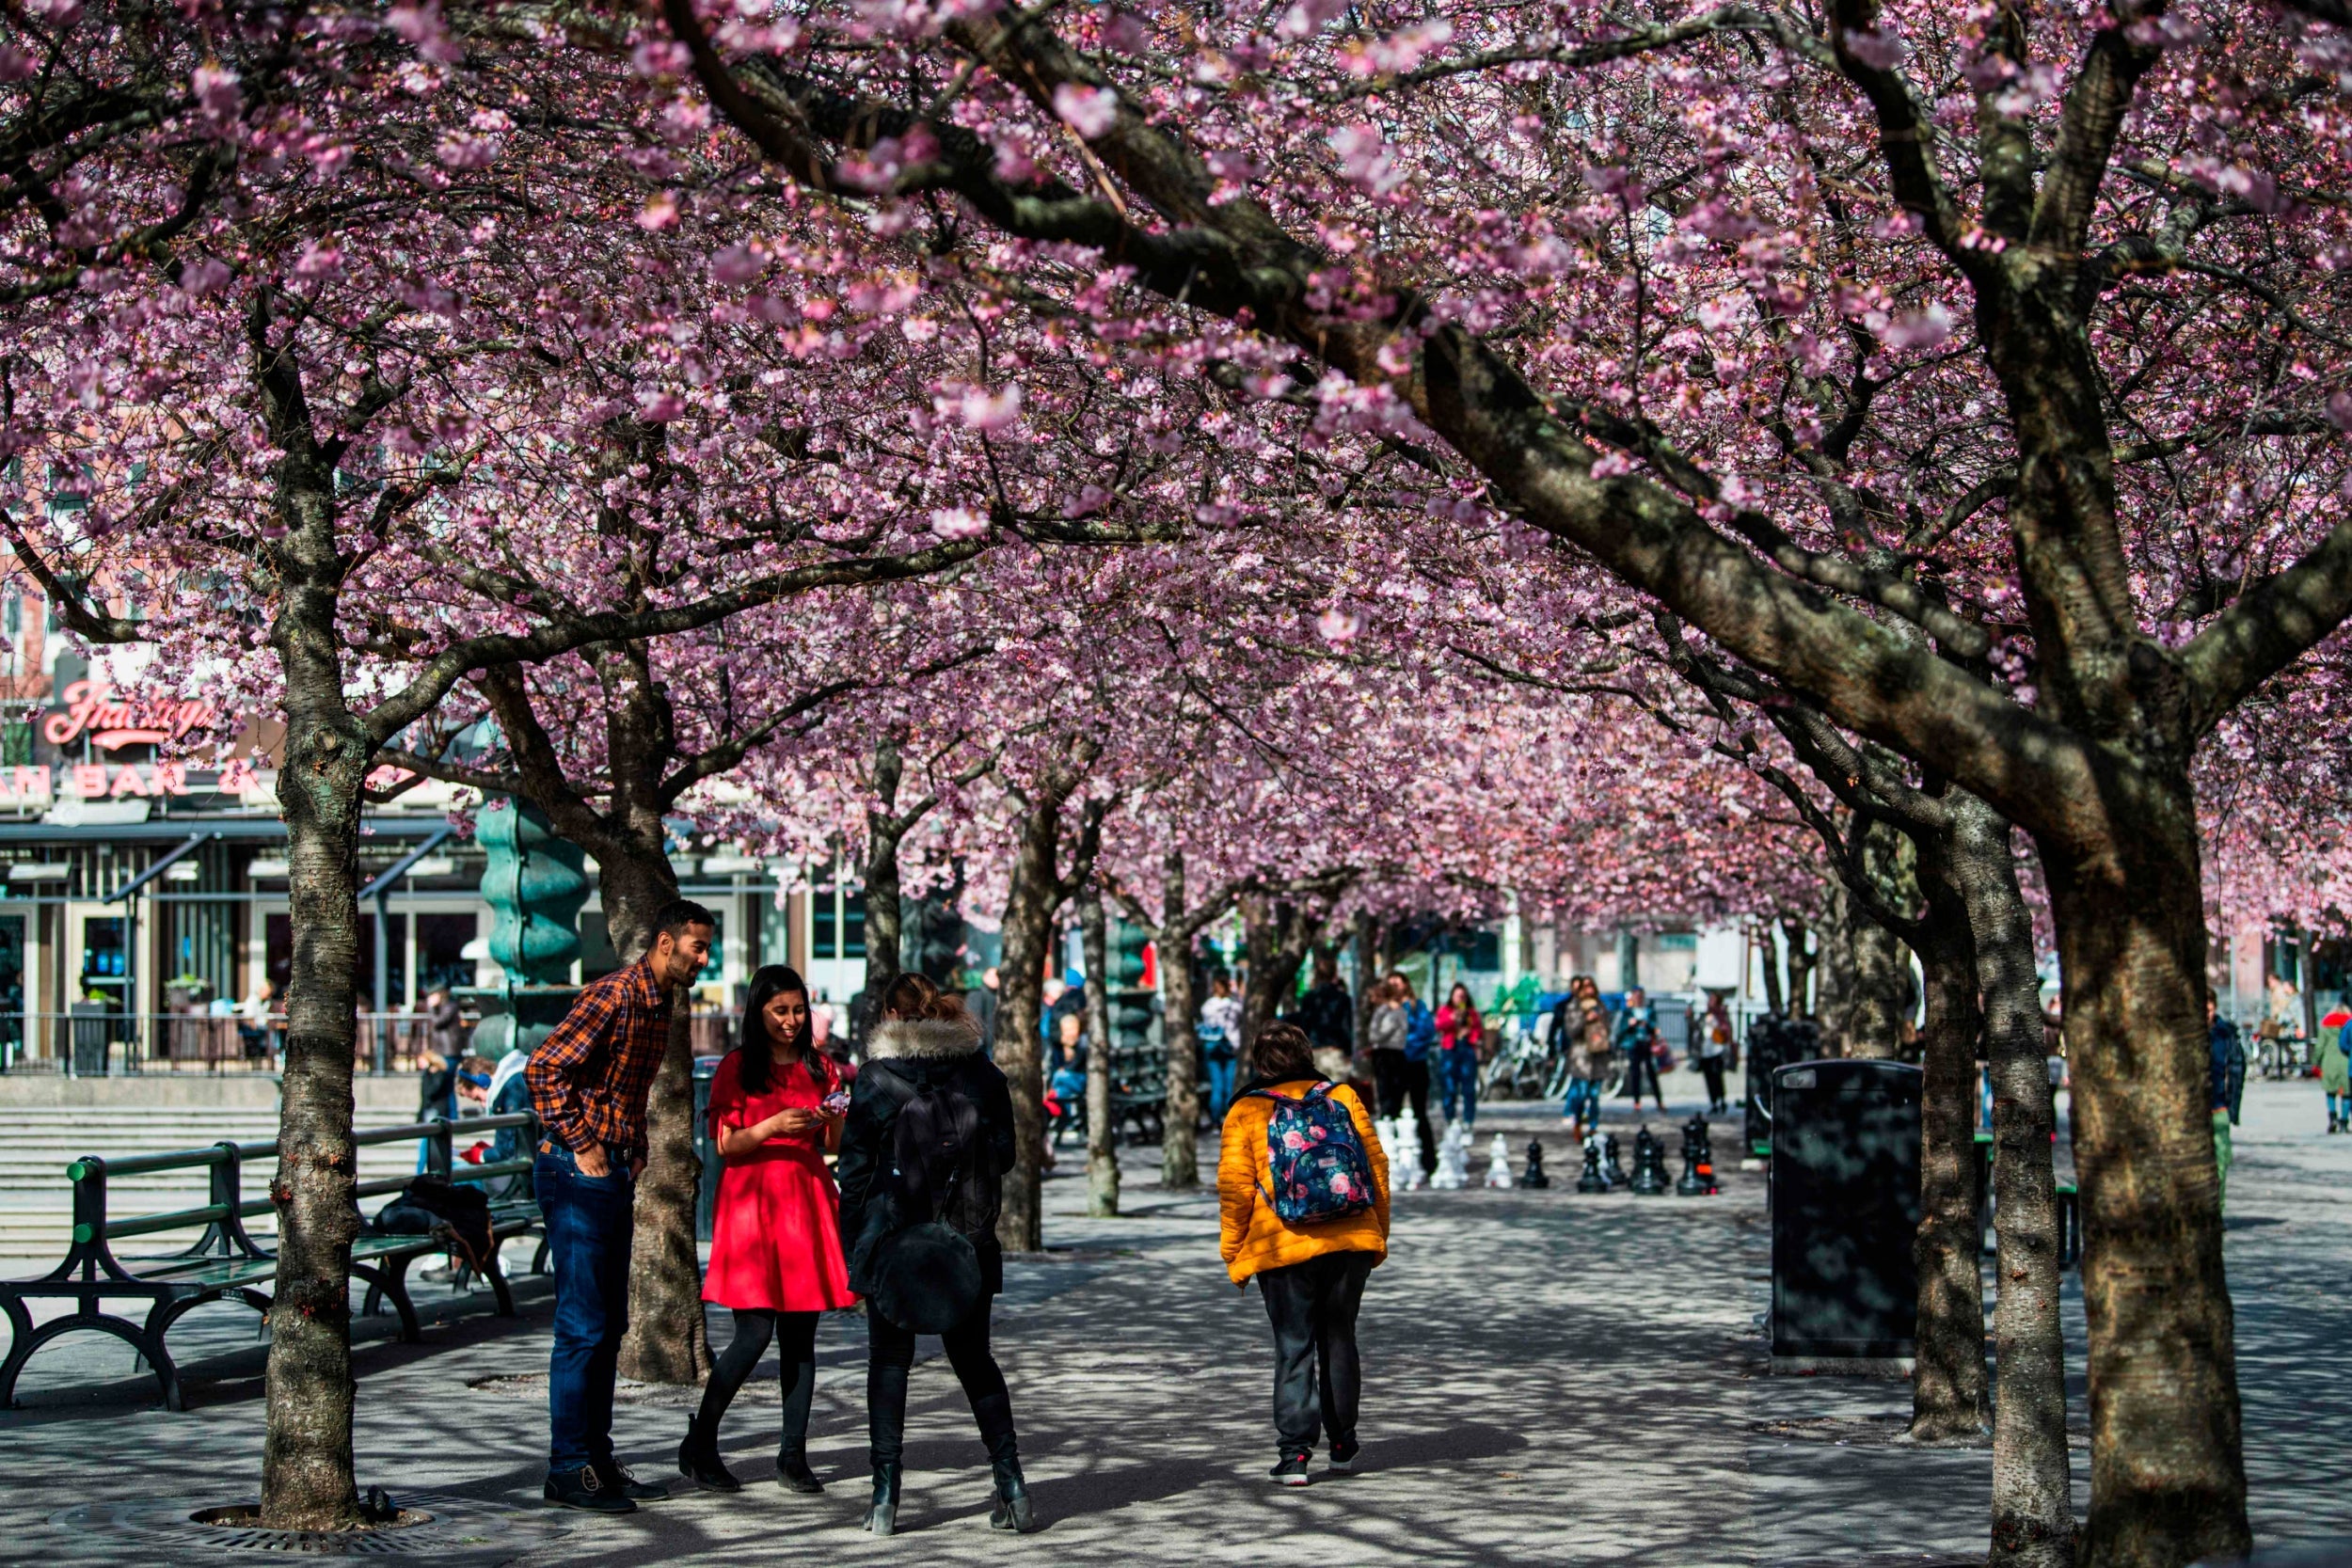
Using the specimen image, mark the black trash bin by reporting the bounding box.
[1771,1057,1921,1370]
[1742,1014,1820,1158]
[70,1001,112,1076]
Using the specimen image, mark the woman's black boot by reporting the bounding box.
[988,1457,1036,1533]
[776,1443,824,1495]
[864,1465,901,1535]
[677,1419,742,1493]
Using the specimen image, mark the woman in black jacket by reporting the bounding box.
[834,973,1030,1536]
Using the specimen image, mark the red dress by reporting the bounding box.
[702,1050,856,1312]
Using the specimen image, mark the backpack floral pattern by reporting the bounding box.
[1253,1083,1375,1225]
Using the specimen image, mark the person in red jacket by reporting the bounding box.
[677,964,855,1497]
[1435,983,1484,1128]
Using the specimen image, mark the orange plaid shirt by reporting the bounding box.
[527,958,673,1164]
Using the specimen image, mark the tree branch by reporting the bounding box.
[2180,516,2352,736]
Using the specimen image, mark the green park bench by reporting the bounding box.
[1109,1043,1168,1145]
[1972,1132,2082,1267]
[0,1111,545,1411]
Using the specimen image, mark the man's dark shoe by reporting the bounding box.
[864,1465,901,1536]
[1268,1449,1312,1486]
[594,1460,668,1501]
[988,1457,1036,1532]
[544,1464,635,1513]
[1327,1436,1360,1473]
[776,1446,824,1495]
[676,1422,741,1493]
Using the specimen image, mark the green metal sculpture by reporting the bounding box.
[480,798,588,985]
[475,797,588,1053]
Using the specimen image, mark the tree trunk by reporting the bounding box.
[1953,791,2075,1568]
[2041,773,2242,1568]
[862,738,908,1033]
[1847,917,1908,1059]
[1757,921,1786,1017]
[1080,884,1119,1218]
[1816,887,1857,1047]
[1782,915,1816,1019]
[1908,832,1991,1444]
[862,821,906,1026]
[262,547,368,1529]
[255,363,365,1528]
[993,791,1068,1254]
[601,848,710,1386]
[1352,911,1393,1052]
[1157,851,1204,1191]
[1238,896,1311,1077]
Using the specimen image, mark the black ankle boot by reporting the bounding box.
[988,1456,1036,1533]
[677,1420,742,1493]
[776,1443,823,1495]
[864,1465,900,1535]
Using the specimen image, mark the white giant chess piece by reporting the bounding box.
[1484,1131,1516,1189]
[1430,1120,1470,1189]
[1392,1117,1428,1191]
[1375,1116,1411,1191]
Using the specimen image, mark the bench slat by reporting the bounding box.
[103,1203,232,1241]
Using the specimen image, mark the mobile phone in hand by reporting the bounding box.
[821,1088,851,1117]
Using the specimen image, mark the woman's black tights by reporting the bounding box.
[694,1308,819,1449]
[866,1301,1017,1471]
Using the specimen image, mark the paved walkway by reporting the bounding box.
[3,1069,2348,1564]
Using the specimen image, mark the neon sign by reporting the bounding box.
[41,681,229,752]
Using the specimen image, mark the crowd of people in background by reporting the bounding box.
[415,905,2349,1533]
[471,907,1809,1533]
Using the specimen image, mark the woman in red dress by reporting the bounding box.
[677,965,855,1495]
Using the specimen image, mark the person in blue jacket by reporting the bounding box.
[2207,994,2245,1207]
[1398,975,1438,1175]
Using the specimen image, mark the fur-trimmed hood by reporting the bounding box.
[866,1013,983,1062]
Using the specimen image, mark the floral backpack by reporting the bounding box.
[1249,1081,1375,1225]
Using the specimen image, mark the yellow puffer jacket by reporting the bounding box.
[1217,1078,1391,1285]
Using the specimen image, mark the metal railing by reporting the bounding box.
[3,1006,738,1075]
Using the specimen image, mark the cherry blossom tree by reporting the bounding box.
[645,3,2352,1556]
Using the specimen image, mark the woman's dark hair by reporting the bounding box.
[738,964,826,1095]
[1251,1022,1317,1083]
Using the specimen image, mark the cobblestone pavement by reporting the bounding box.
[2,1068,2347,1565]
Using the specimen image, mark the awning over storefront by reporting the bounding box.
[0,816,455,844]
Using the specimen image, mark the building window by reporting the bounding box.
[813,884,866,960]
[417,912,477,995]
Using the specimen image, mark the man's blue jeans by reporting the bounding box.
[1205,1057,1238,1119]
[1563,1076,1599,1126]
[536,1143,634,1472]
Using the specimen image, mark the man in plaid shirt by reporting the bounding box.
[530,897,715,1513]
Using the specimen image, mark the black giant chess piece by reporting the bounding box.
[1577,1132,1611,1193]
[1602,1131,1632,1190]
[1629,1124,1669,1195]
[1523,1137,1550,1190]
[1677,1113,1712,1196]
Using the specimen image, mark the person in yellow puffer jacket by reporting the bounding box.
[1217,1022,1391,1487]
